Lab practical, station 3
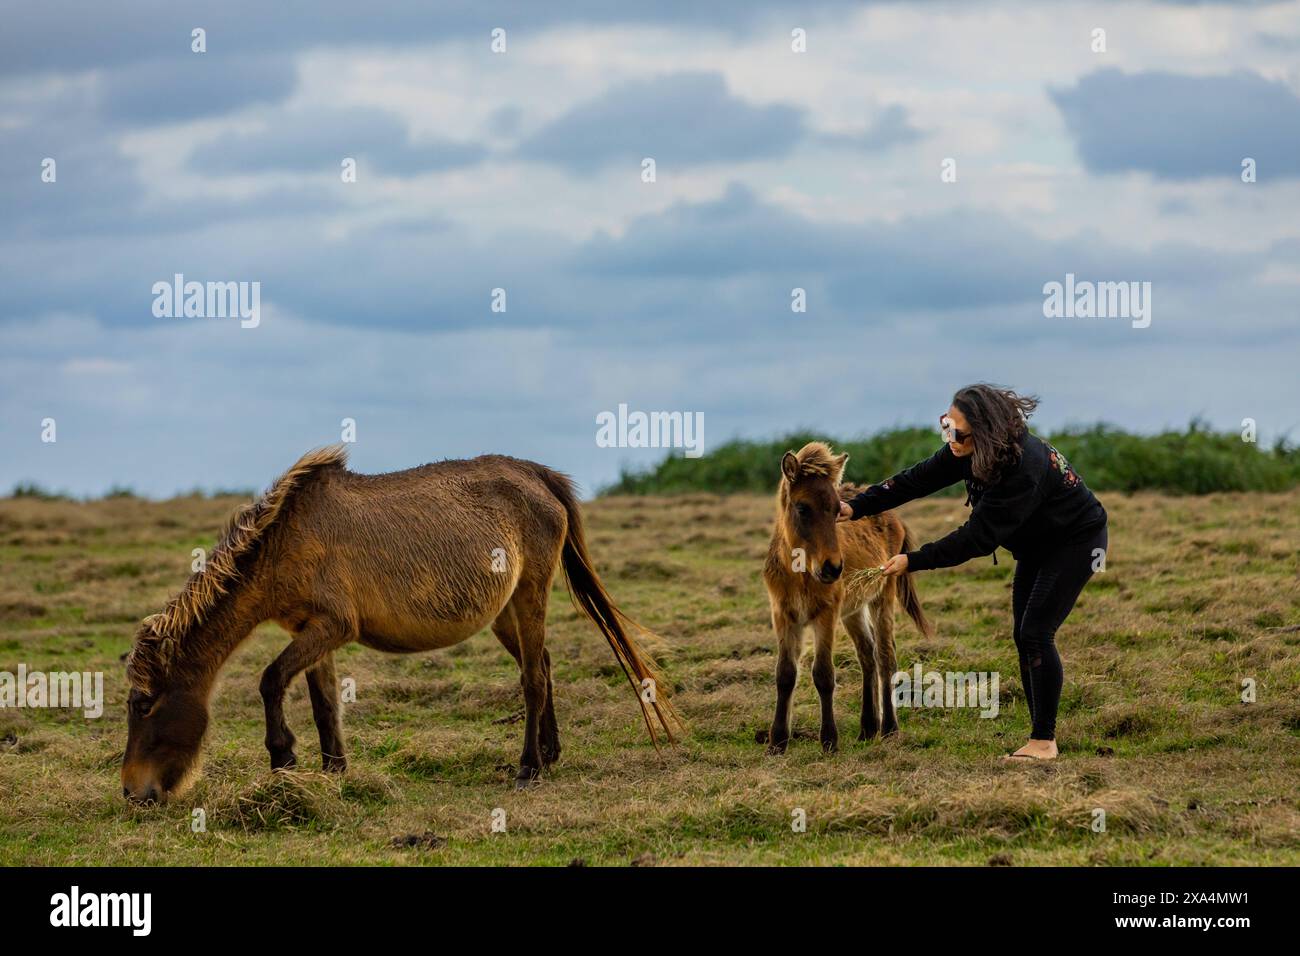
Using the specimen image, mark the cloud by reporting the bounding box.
[1,0,1276,79]
[0,108,349,241]
[516,72,803,172]
[517,71,924,172]
[0,1,872,78]
[572,184,1247,322]
[819,104,925,151]
[0,177,1274,348]
[189,107,487,175]
[98,55,297,124]
[1050,68,1300,180]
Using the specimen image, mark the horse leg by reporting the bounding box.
[873,598,900,736]
[492,610,560,768]
[260,615,351,770]
[767,612,803,754]
[811,608,838,753]
[498,582,549,788]
[304,651,346,772]
[844,609,879,740]
[539,648,559,766]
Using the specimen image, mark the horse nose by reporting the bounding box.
[124,784,160,804]
[821,561,843,582]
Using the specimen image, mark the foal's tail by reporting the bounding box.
[534,467,680,748]
[898,522,934,638]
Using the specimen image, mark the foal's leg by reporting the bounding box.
[261,616,352,770]
[304,651,346,772]
[873,598,900,737]
[766,612,803,755]
[843,609,879,740]
[811,607,839,753]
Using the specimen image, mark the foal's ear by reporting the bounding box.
[832,452,850,484]
[780,451,800,483]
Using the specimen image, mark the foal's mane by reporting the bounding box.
[792,441,843,480]
[126,445,347,692]
[774,441,848,517]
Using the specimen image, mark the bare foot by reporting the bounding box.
[1001,739,1058,762]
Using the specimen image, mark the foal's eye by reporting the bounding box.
[131,695,155,718]
[795,503,810,518]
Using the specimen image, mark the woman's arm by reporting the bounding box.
[846,445,965,519]
[904,468,1043,571]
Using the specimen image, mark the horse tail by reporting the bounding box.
[533,466,680,747]
[898,521,934,638]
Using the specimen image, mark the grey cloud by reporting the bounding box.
[189,107,487,175]
[0,1,871,78]
[572,183,1257,329]
[516,72,920,172]
[2,1,1280,79]
[516,72,804,171]
[1050,68,1300,180]
[2,178,1272,346]
[98,55,296,124]
[819,104,925,151]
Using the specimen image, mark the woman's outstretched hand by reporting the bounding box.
[836,501,853,523]
[880,554,909,576]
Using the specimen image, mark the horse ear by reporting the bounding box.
[780,451,800,483]
[832,452,850,483]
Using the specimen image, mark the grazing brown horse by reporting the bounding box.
[762,442,932,753]
[123,446,675,801]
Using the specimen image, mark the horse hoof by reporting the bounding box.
[270,750,297,771]
[515,766,541,790]
[765,740,788,756]
[323,755,347,773]
[822,738,839,754]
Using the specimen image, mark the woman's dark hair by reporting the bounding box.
[951,384,1039,484]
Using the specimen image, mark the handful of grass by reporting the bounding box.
[844,565,886,593]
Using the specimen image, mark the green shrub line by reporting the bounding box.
[601,422,1300,497]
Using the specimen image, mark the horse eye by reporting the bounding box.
[131,696,155,718]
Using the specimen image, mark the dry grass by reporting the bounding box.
[0,488,1297,865]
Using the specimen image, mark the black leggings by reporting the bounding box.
[1012,524,1107,741]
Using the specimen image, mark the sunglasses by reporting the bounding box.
[939,415,971,444]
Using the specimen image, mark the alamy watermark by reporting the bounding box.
[49,886,151,936]
[1043,273,1151,329]
[595,403,704,458]
[152,273,260,328]
[892,664,1000,718]
[0,665,104,718]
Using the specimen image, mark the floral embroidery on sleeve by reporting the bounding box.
[1046,444,1079,487]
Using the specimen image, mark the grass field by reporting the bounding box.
[1,488,1298,865]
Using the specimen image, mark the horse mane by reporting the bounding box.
[126,445,348,692]
[793,441,843,480]
[775,442,849,515]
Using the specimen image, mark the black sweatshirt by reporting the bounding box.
[847,432,1107,571]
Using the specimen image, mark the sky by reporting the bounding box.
[2,0,1298,498]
